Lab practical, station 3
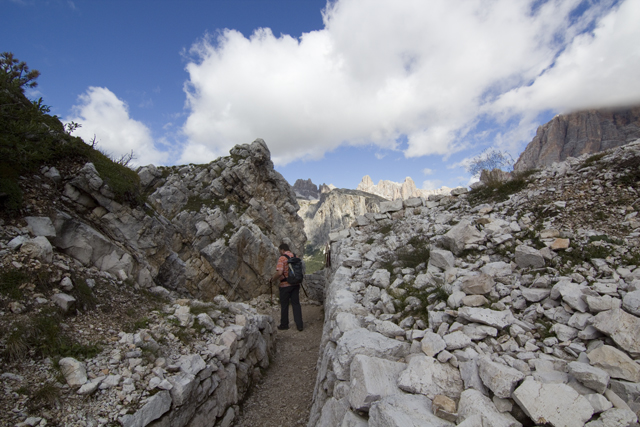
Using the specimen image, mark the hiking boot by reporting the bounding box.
[297,326,304,331]
[277,325,289,330]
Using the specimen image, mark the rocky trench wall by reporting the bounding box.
[118,300,276,427]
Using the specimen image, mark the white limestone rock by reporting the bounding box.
[119,390,172,427]
[51,293,76,313]
[421,331,447,357]
[477,357,525,399]
[348,354,407,411]
[457,307,515,330]
[429,249,455,270]
[25,216,56,238]
[585,393,613,414]
[443,331,473,351]
[457,389,522,427]
[551,280,588,313]
[397,355,464,399]
[567,361,610,394]
[440,219,486,255]
[59,357,87,388]
[587,345,640,382]
[514,245,545,269]
[460,273,495,295]
[371,269,391,289]
[369,394,455,427]
[512,378,594,427]
[591,309,640,355]
[333,328,410,381]
[584,408,638,427]
[622,290,640,316]
[20,236,53,263]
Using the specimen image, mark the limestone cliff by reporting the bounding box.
[357,175,451,200]
[299,189,386,247]
[293,178,320,200]
[514,106,640,172]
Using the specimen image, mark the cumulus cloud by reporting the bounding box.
[181,0,639,167]
[422,168,434,176]
[66,87,168,166]
[422,179,444,191]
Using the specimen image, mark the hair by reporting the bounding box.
[278,243,290,251]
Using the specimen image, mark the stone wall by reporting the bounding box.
[306,144,640,426]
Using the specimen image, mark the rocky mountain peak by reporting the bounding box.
[514,105,640,172]
[293,178,320,200]
[357,175,451,200]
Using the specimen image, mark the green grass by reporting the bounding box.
[579,153,607,169]
[0,269,28,299]
[397,236,430,268]
[28,382,59,410]
[3,307,101,361]
[467,170,537,206]
[304,245,326,275]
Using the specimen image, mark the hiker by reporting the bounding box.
[271,243,303,331]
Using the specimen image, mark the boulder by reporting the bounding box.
[567,361,610,394]
[460,274,495,295]
[440,219,486,255]
[477,357,525,399]
[587,345,640,382]
[622,290,640,316]
[514,245,545,269]
[457,307,515,330]
[348,355,407,411]
[397,355,464,399]
[591,309,640,355]
[333,328,410,381]
[59,357,87,388]
[512,378,594,427]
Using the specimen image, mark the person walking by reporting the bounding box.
[271,243,303,331]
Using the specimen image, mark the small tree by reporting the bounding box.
[1,52,41,92]
[466,148,514,178]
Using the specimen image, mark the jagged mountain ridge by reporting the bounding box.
[514,105,640,172]
[299,188,387,247]
[357,175,452,200]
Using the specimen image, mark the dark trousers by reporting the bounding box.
[279,284,303,329]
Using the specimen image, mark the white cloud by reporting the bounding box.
[180,0,640,166]
[491,0,640,117]
[66,87,168,166]
[422,179,443,191]
[422,168,434,176]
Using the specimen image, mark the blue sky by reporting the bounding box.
[4,0,640,191]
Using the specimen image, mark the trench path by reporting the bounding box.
[233,303,324,427]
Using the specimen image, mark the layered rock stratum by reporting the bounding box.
[514,106,640,172]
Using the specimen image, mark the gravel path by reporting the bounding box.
[233,303,324,427]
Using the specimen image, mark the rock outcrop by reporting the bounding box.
[52,138,305,301]
[357,175,451,201]
[308,139,640,426]
[0,138,300,427]
[514,106,640,172]
[293,179,321,200]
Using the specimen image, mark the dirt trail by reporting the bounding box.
[233,302,324,427]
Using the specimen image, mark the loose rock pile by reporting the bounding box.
[308,141,640,426]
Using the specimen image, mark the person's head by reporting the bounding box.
[278,243,290,254]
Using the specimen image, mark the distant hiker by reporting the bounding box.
[271,243,304,331]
